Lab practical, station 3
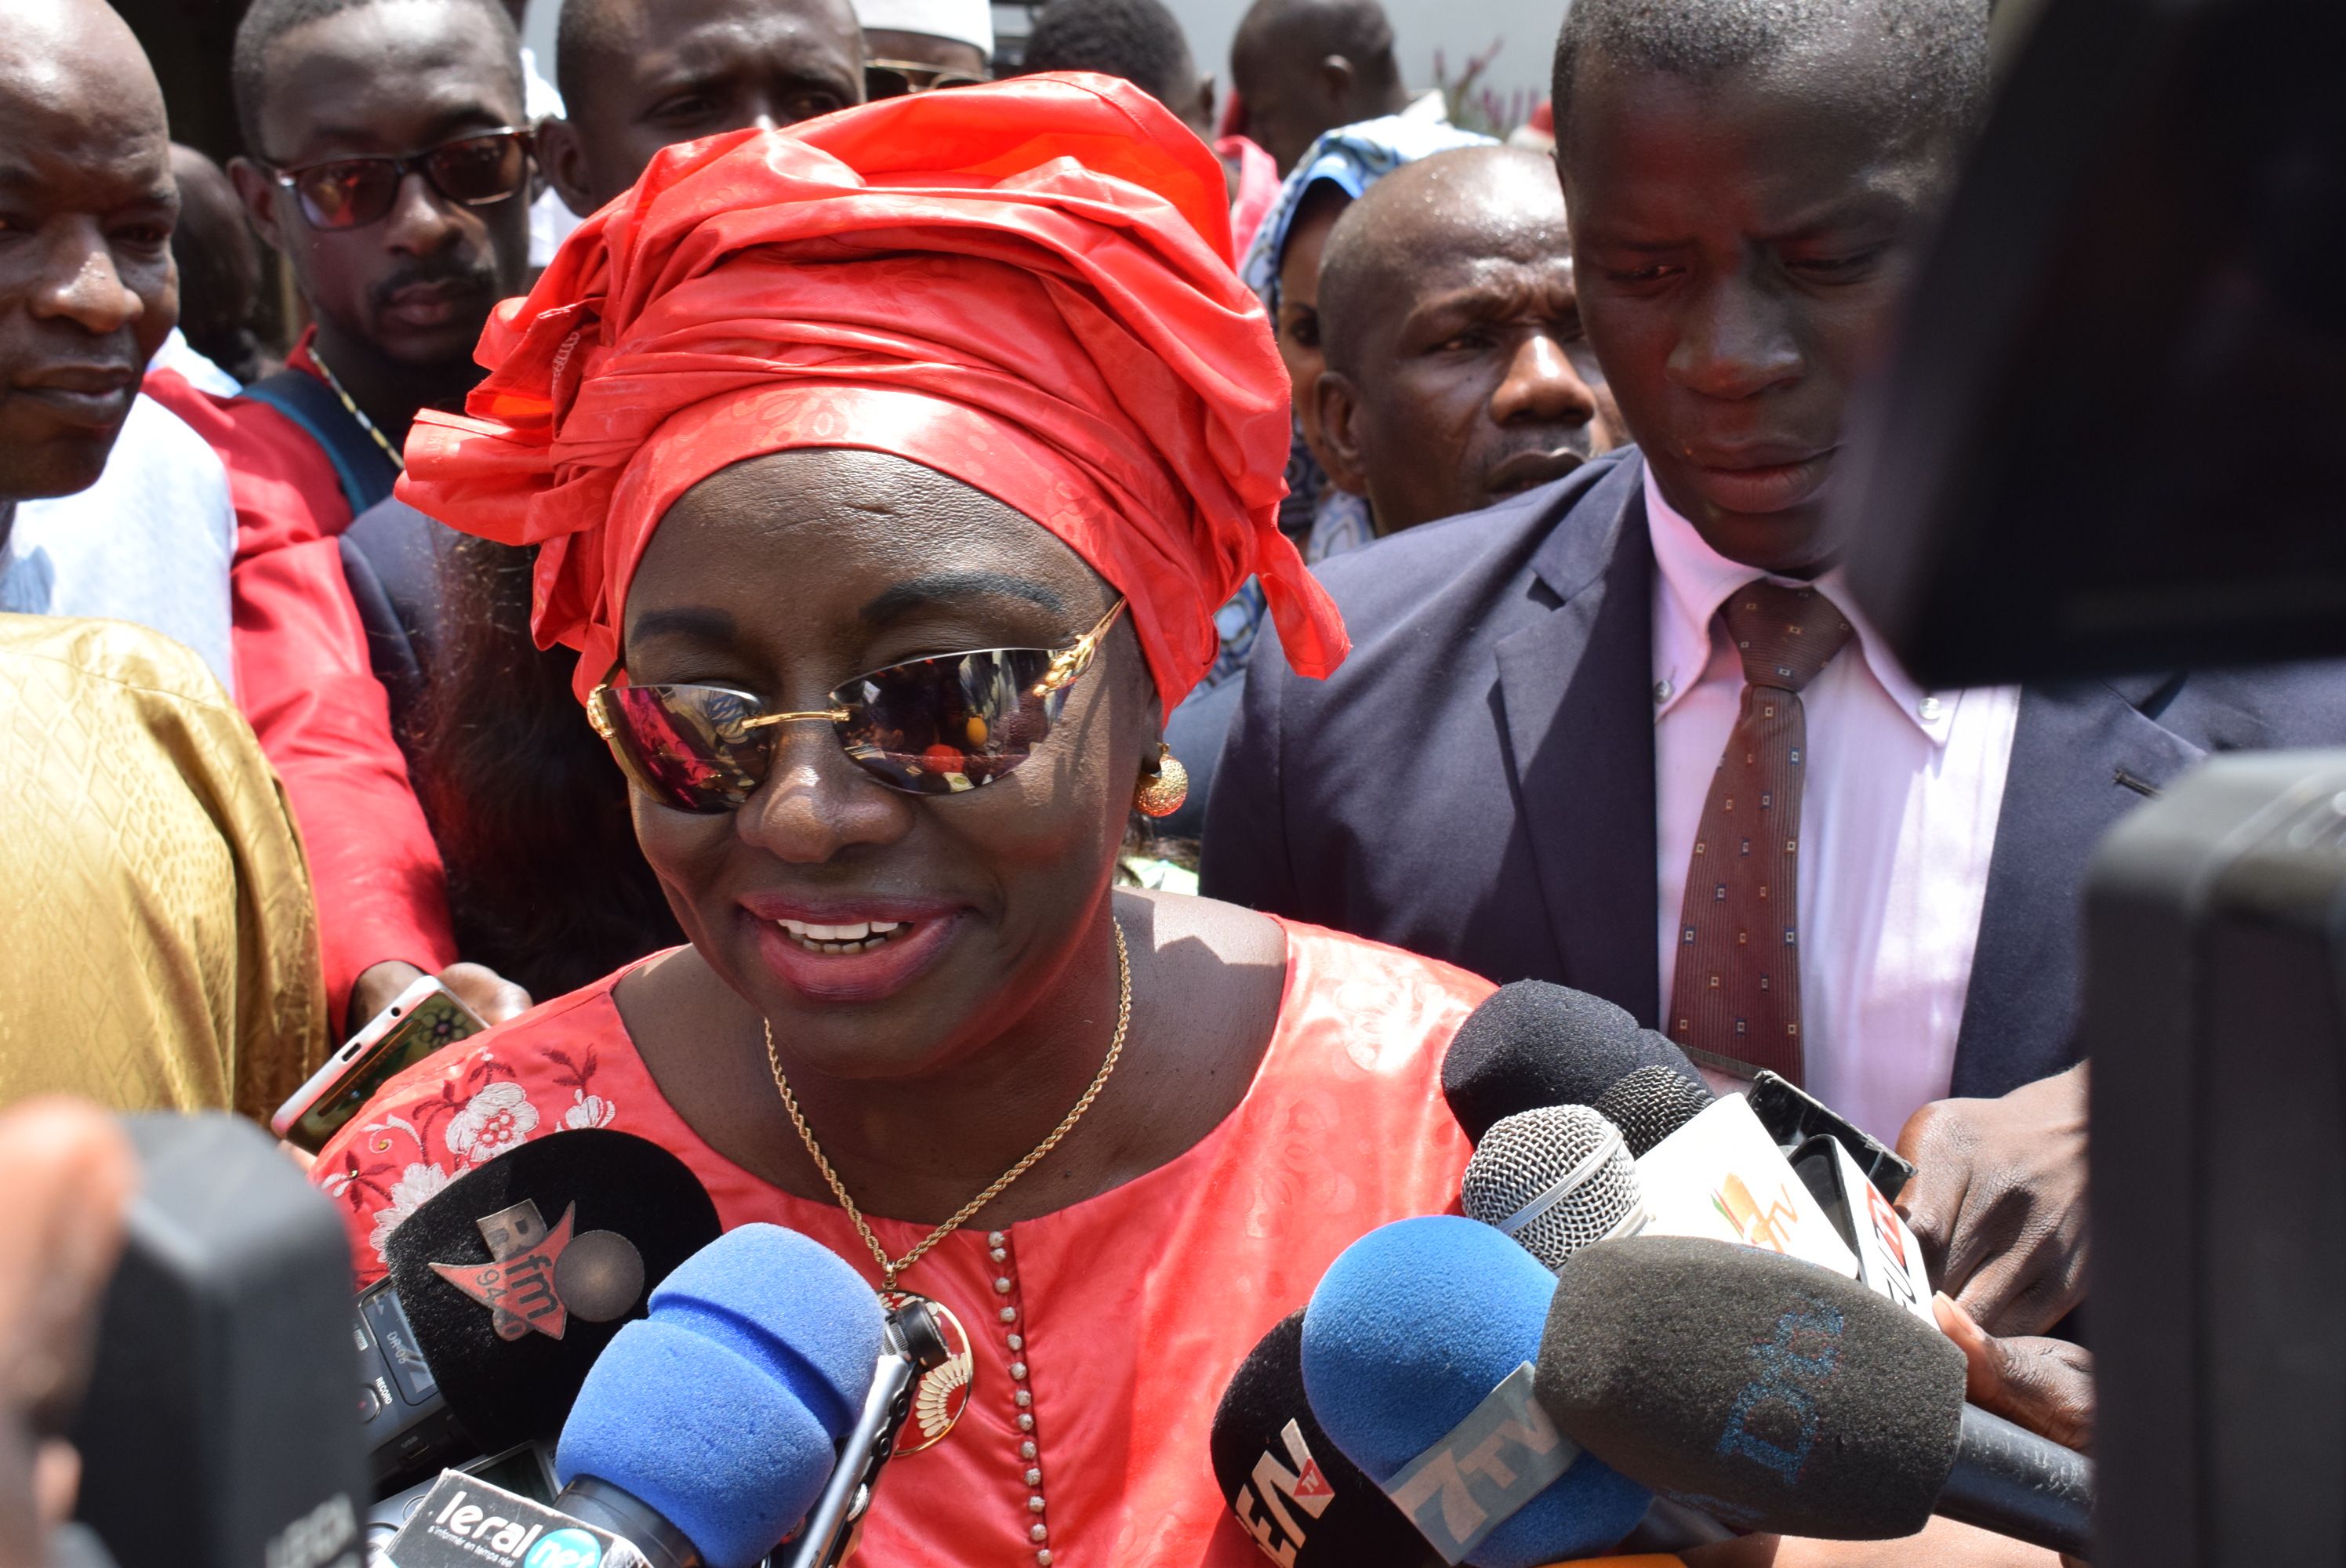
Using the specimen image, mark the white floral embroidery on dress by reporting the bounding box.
[445,1082,540,1164]
[368,1161,452,1262]
[1329,971,1452,1074]
[562,1090,616,1130]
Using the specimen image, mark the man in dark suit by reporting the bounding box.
[1204,0,2346,1340]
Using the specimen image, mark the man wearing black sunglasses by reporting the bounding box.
[854,0,993,98]
[146,0,539,1038]
[226,0,533,452]
[540,0,866,220]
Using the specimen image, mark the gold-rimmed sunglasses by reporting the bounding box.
[587,600,1128,811]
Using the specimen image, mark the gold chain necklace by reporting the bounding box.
[307,346,407,471]
[765,918,1132,1290]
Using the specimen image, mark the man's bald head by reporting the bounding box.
[1229,0,1412,172]
[1320,146,1569,377]
[0,0,177,505]
[1313,146,1605,532]
[1,0,168,119]
[545,0,863,215]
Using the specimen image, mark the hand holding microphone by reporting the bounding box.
[1895,1065,2090,1338]
[1934,1296,2093,1458]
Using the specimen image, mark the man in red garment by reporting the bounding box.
[147,0,536,1029]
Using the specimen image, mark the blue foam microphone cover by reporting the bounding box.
[1299,1216,1652,1567]
[556,1225,886,1568]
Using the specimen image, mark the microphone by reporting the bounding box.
[1745,1070,1916,1201]
[1534,1234,2092,1556]
[781,1294,953,1568]
[1460,1105,1647,1271]
[1441,982,1712,1149]
[1298,1216,1654,1567]
[364,1129,724,1487]
[552,1224,888,1568]
[1591,1063,1718,1157]
[1211,1311,1444,1567]
[1782,1134,1937,1323]
[1632,1094,1862,1280]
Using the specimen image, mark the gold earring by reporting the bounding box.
[1133,742,1189,818]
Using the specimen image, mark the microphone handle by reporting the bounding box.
[784,1342,920,1568]
[1935,1403,2093,1557]
[1612,1496,1739,1554]
[554,1476,703,1568]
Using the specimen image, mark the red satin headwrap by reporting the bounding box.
[397,72,1348,707]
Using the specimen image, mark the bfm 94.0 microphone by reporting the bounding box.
[1211,1311,1444,1568]
[1534,1235,2092,1556]
[553,1224,888,1568]
[1298,1216,1658,1568]
[364,1130,724,1490]
[1441,982,1713,1152]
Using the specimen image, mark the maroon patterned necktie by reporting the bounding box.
[1666,581,1855,1084]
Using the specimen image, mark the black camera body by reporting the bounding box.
[71,1115,369,1568]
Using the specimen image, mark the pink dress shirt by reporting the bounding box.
[1645,469,2022,1141]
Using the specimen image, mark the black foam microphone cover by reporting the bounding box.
[1210,1312,1441,1568]
[1534,1235,1966,1541]
[381,1128,722,1454]
[1442,982,1708,1144]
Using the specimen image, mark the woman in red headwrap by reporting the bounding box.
[311,76,1487,1566]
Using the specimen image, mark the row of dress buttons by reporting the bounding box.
[992,1229,1052,1566]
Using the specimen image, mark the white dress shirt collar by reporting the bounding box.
[1643,463,1947,748]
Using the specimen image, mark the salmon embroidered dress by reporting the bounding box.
[315,919,1485,1566]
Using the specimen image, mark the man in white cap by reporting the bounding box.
[855,0,992,94]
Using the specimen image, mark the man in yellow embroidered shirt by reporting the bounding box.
[0,0,326,1120]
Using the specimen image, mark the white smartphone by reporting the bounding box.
[271,976,486,1152]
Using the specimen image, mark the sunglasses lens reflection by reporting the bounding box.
[841,648,1063,796]
[598,685,770,814]
[427,134,530,204]
[597,648,1070,809]
[289,134,529,230]
[296,162,400,229]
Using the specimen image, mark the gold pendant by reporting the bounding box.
[881,1290,971,1452]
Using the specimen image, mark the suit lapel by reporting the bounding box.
[1491,460,1663,1022]
[1952,676,2207,1095]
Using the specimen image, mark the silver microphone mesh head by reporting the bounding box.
[1461,1105,1646,1272]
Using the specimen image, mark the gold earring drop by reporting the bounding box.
[1133,742,1189,818]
